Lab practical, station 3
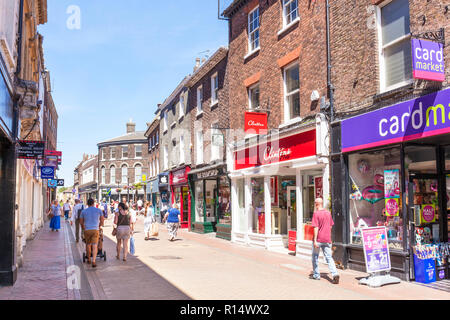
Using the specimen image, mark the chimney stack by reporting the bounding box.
[127,119,136,134]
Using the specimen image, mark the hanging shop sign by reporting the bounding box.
[170,167,190,185]
[412,39,445,82]
[159,174,169,185]
[234,130,316,170]
[17,140,45,159]
[361,227,392,273]
[244,112,268,135]
[40,166,55,179]
[57,179,65,187]
[341,88,450,153]
[43,150,62,166]
[48,180,58,188]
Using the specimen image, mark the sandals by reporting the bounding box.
[116,255,120,260]
[92,262,97,268]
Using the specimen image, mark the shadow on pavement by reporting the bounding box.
[78,224,192,300]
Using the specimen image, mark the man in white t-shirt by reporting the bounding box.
[63,200,71,221]
[72,199,85,243]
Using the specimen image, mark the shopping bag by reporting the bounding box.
[151,223,159,237]
[130,236,135,255]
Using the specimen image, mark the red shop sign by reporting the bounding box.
[314,177,323,199]
[170,167,190,185]
[244,112,268,135]
[234,130,316,170]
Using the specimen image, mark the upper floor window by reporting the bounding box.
[163,145,169,170]
[135,145,142,158]
[379,0,412,92]
[196,131,204,165]
[179,135,185,164]
[211,73,219,105]
[283,0,298,26]
[111,148,116,160]
[122,146,128,159]
[163,111,168,132]
[197,86,203,113]
[110,165,116,184]
[248,84,260,110]
[101,149,105,160]
[156,131,159,145]
[248,7,260,52]
[179,94,185,119]
[101,166,106,184]
[121,165,128,184]
[284,62,300,121]
[135,164,142,183]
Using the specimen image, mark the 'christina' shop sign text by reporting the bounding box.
[412,39,445,82]
[342,88,450,152]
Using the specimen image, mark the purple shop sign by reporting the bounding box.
[361,227,391,274]
[342,88,450,153]
[412,39,445,82]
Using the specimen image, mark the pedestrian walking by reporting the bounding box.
[144,202,156,240]
[137,198,143,212]
[72,199,85,243]
[100,198,108,219]
[63,200,71,221]
[310,198,340,284]
[160,202,168,223]
[48,200,63,232]
[113,202,133,261]
[164,203,181,241]
[80,199,104,268]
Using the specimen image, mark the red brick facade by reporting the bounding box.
[225,0,328,135]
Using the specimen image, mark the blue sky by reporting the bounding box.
[38,0,229,186]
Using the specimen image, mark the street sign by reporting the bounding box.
[17,140,45,159]
[41,166,55,179]
[48,180,58,188]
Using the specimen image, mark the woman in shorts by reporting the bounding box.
[114,202,133,261]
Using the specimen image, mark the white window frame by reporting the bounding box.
[134,164,142,183]
[376,0,413,93]
[110,147,116,160]
[135,144,142,159]
[211,73,219,106]
[196,130,204,165]
[121,165,128,184]
[248,83,260,110]
[282,0,299,28]
[210,127,221,162]
[283,61,300,123]
[164,145,169,170]
[110,166,116,184]
[122,145,129,159]
[101,166,106,184]
[101,149,105,161]
[179,94,185,119]
[163,111,168,132]
[197,85,203,115]
[179,135,185,164]
[248,6,260,54]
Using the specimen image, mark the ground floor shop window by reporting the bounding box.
[251,177,265,234]
[236,179,246,233]
[182,186,189,223]
[205,180,217,223]
[349,147,403,250]
[272,176,296,235]
[218,177,231,225]
[195,181,204,223]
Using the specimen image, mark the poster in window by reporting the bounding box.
[270,177,278,206]
[314,177,323,199]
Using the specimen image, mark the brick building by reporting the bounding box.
[144,116,160,209]
[97,121,149,202]
[186,47,232,239]
[329,0,450,281]
[157,76,192,229]
[223,0,330,255]
[75,154,98,204]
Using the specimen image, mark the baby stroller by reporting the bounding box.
[83,228,107,263]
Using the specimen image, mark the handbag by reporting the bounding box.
[151,223,159,237]
[130,236,135,255]
[112,213,125,236]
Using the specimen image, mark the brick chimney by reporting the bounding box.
[127,119,136,134]
[194,58,201,72]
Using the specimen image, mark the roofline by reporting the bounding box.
[186,47,228,88]
[97,139,148,148]
[223,0,248,18]
[158,75,191,112]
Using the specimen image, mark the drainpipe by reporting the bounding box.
[13,0,25,141]
[326,0,334,122]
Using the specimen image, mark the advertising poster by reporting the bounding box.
[314,177,323,200]
[421,204,436,224]
[384,170,400,217]
[361,227,391,273]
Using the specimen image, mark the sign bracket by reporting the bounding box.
[412,28,445,46]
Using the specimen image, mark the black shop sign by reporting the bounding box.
[17,140,45,159]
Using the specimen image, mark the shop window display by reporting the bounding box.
[218,177,231,225]
[237,179,246,233]
[251,178,265,234]
[205,180,217,223]
[349,148,403,250]
[195,181,204,223]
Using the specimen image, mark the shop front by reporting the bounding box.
[146,177,160,215]
[170,166,191,229]
[78,183,98,203]
[336,87,450,282]
[158,172,170,218]
[230,117,330,254]
[189,164,232,240]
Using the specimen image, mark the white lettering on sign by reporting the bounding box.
[263,146,292,162]
[248,120,265,127]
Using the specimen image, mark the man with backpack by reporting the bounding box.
[72,199,85,243]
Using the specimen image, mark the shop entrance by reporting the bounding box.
[405,143,449,282]
[287,187,297,232]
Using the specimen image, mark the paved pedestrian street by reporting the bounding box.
[2,216,449,301]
